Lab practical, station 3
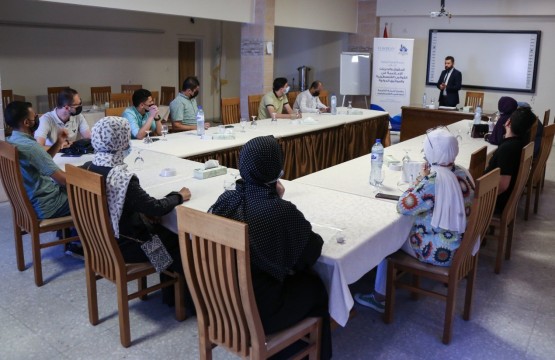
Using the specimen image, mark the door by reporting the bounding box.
[178,41,196,88]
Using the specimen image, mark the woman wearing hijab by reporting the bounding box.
[355,127,475,313]
[209,136,332,360]
[486,96,518,145]
[83,116,193,308]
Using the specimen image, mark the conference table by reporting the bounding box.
[53,119,496,328]
[130,108,390,180]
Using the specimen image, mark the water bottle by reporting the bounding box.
[196,106,205,136]
[422,92,427,108]
[331,94,337,115]
[473,106,482,125]
[369,139,384,185]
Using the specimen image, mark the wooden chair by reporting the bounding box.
[468,146,487,182]
[221,97,241,125]
[90,86,111,106]
[488,143,534,274]
[319,90,329,107]
[540,109,551,191]
[524,124,555,220]
[105,107,127,117]
[151,90,159,106]
[2,89,13,111]
[287,91,299,109]
[110,93,133,108]
[47,86,69,110]
[464,91,484,110]
[160,86,175,106]
[0,141,78,287]
[248,94,263,119]
[121,84,142,94]
[384,168,500,344]
[177,206,322,359]
[65,165,186,347]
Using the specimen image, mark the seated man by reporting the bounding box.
[5,101,70,219]
[35,87,90,148]
[485,106,537,214]
[122,89,162,140]
[293,80,329,113]
[258,77,298,120]
[169,76,211,132]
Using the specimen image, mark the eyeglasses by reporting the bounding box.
[425,125,451,149]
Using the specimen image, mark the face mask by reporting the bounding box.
[71,106,83,116]
[144,105,150,112]
[30,117,39,132]
[284,86,290,94]
[189,90,199,99]
[313,90,320,97]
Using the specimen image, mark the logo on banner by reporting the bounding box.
[399,44,409,55]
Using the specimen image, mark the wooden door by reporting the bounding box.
[178,41,196,88]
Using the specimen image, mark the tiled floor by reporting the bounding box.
[1,145,554,359]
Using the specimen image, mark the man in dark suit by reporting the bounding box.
[437,56,462,107]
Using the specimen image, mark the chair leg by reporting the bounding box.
[31,232,44,287]
[85,265,99,325]
[384,260,396,324]
[116,280,131,347]
[524,181,531,221]
[138,277,148,300]
[505,220,515,260]
[14,224,25,271]
[175,273,186,321]
[308,318,322,360]
[494,223,507,274]
[463,259,478,321]
[198,335,213,360]
[442,283,458,345]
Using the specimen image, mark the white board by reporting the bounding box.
[426,30,541,93]
[340,52,370,95]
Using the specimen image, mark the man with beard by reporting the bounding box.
[293,80,330,113]
[436,56,462,107]
[5,101,71,219]
[122,88,162,140]
[35,87,90,148]
[169,76,211,132]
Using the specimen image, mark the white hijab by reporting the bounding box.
[91,116,133,238]
[423,128,467,233]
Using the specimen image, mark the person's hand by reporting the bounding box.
[439,83,446,90]
[204,122,211,130]
[148,105,159,119]
[420,162,431,177]
[276,180,285,198]
[57,128,69,145]
[179,187,191,202]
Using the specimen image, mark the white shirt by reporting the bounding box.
[35,110,90,146]
[293,90,327,113]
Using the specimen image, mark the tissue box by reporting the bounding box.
[193,166,228,179]
[384,155,400,166]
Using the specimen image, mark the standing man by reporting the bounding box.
[258,77,298,119]
[169,76,211,132]
[35,87,90,148]
[5,101,70,219]
[293,80,329,113]
[436,56,462,107]
[122,89,162,140]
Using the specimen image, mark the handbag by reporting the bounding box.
[120,233,173,273]
[471,124,489,138]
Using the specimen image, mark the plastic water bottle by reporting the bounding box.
[330,94,337,115]
[196,106,205,136]
[369,139,384,185]
[422,92,427,108]
[473,106,482,125]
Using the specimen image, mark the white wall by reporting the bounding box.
[276,0,358,33]
[0,0,242,121]
[377,0,555,114]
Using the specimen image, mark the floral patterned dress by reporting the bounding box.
[396,165,475,266]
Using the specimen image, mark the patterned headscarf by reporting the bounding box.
[209,136,311,281]
[91,116,133,237]
[424,128,467,233]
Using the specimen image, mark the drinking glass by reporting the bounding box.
[134,148,144,171]
[144,130,153,144]
[373,169,386,193]
[240,117,248,132]
[347,101,353,114]
[250,115,257,129]
[402,149,411,163]
[161,124,168,141]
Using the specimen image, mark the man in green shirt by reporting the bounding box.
[169,76,211,132]
[122,89,162,140]
[258,77,298,120]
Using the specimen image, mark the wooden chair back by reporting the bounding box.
[502,143,534,226]
[221,97,241,124]
[528,119,538,145]
[47,86,69,110]
[177,206,321,359]
[66,164,186,347]
[464,91,484,109]
[90,86,111,106]
[0,140,76,286]
[248,94,263,119]
[160,86,176,106]
[543,109,551,126]
[110,93,132,108]
[2,89,13,111]
[468,146,487,182]
[287,91,299,108]
[105,107,127,117]
[151,90,159,106]
[319,90,329,107]
[121,84,142,94]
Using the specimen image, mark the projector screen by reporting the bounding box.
[426,30,541,93]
